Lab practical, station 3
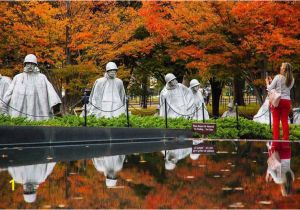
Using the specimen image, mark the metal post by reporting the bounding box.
[126,97,130,128]
[235,103,239,133]
[202,103,205,123]
[84,90,87,127]
[165,98,168,129]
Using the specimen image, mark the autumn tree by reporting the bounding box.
[0,2,66,68]
[140,2,235,116]
[231,2,300,104]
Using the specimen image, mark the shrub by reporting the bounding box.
[2,114,299,140]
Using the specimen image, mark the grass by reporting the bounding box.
[206,103,260,118]
[129,105,158,116]
[128,103,260,118]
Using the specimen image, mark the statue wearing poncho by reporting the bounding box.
[92,155,125,187]
[189,79,209,121]
[253,97,272,124]
[0,75,11,113]
[2,54,61,120]
[221,102,237,118]
[87,62,126,118]
[8,163,56,203]
[292,108,300,124]
[160,73,194,118]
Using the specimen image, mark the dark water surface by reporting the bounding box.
[0,140,299,209]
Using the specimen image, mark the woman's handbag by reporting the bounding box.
[268,75,282,107]
[267,151,281,171]
[268,89,281,107]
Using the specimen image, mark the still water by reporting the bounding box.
[0,140,299,209]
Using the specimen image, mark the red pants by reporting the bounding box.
[270,99,291,159]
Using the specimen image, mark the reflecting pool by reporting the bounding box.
[0,140,299,209]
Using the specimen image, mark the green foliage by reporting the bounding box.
[2,114,300,140]
[133,26,150,40]
[290,125,300,141]
[52,64,99,97]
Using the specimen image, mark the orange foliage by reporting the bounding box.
[0,1,299,102]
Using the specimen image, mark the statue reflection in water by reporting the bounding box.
[92,155,125,187]
[266,142,295,196]
[163,140,202,170]
[8,162,56,203]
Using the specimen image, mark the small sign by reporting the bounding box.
[192,143,215,154]
[192,123,216,135]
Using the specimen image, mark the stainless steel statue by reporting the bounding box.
[189,79,209,121]
[160,73,194,118]
[87,62,126,118]
[2,54,61,120]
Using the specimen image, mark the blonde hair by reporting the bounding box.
[282,62,294,87]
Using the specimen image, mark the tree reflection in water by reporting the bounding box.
[0,142,299,208]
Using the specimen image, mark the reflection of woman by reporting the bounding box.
[265,62,295,196]
[266,158,294,196]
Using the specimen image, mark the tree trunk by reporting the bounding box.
[244,76,264,106]
[233,75,245,105]
[141,74,148,109]
[210,77,223,118]
[252,85,263,105]
[292,72,300,106]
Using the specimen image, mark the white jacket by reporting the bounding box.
[267,159,294,184]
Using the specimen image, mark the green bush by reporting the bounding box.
[0,114,299,140]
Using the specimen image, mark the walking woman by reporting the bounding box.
[265,62,295,196]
